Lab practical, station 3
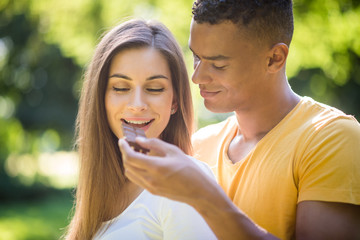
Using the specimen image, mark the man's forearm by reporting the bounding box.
[189,182,279,240]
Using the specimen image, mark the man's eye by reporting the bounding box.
[113,87,130,92]
[212,64,226,70]
[147,88,165,92]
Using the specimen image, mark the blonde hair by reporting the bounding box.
[64,19,194,239]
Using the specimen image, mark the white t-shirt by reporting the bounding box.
[94,157,217,240]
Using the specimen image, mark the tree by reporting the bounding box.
[0,0,80,198]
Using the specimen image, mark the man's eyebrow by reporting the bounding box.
[109,73,168,81]
[189,47,230,61]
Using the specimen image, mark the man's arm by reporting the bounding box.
[296,201,360,240]
[119,137,278,240]
[294,118,360,239]
[120,137,360,239]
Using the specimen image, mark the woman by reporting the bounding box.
[64,19,216,239]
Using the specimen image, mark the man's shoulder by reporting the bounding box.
[191,116,237,166]
[192,115,237,142]
[293,97,360,152]
[300,97,359,130]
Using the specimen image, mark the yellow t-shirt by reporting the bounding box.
[192,97,360,240]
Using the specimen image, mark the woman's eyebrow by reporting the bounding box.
[146,75,169,81]
[108,73,169,81]
[109,73,131,80]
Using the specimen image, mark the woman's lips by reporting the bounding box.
[122,118,154,131]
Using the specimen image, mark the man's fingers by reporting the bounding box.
[119,138,158,169]
[135,137,177,156]
[125,166,159,194]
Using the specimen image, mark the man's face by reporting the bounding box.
[189,19,271,113]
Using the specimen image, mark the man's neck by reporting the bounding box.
[234,87,300,142]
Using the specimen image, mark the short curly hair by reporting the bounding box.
[192,0,294,46]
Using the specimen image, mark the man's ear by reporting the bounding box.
[267,43,289,73]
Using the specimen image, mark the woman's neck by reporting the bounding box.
[106,181,144,221]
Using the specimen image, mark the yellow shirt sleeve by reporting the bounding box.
[296,117,360,204]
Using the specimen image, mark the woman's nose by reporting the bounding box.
[127,88,147,112]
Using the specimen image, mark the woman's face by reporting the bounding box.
[105,47,175,139]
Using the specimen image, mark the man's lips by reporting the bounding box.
[199,89,220,99]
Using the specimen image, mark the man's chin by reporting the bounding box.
[204,101,233,114]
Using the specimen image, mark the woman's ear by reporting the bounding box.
[267,43,289,73]
[171,102,178,115]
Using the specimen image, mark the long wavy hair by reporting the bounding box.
[64,19,194,240]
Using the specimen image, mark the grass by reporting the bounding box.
[0,190,74,240]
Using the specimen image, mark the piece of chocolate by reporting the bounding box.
[122,124,150,154]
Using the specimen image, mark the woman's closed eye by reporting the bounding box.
[113,87,130,92]
[147,88,165,92]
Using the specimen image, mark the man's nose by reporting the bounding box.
[128,88,147,112]
[191,61,211,85]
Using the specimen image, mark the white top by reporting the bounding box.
[94,157,217,240]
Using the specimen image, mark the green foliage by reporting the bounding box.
[0,0,80,200]
[0,190,73,240]
[289,0,360,84]
[288,0,360,120]
[27,0,194,66]
[0,0,80,152]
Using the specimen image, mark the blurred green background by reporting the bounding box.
[1,0,360,239]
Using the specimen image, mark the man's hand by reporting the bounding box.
[119,137,215,205]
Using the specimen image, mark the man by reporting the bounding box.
[120,0,360,239]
